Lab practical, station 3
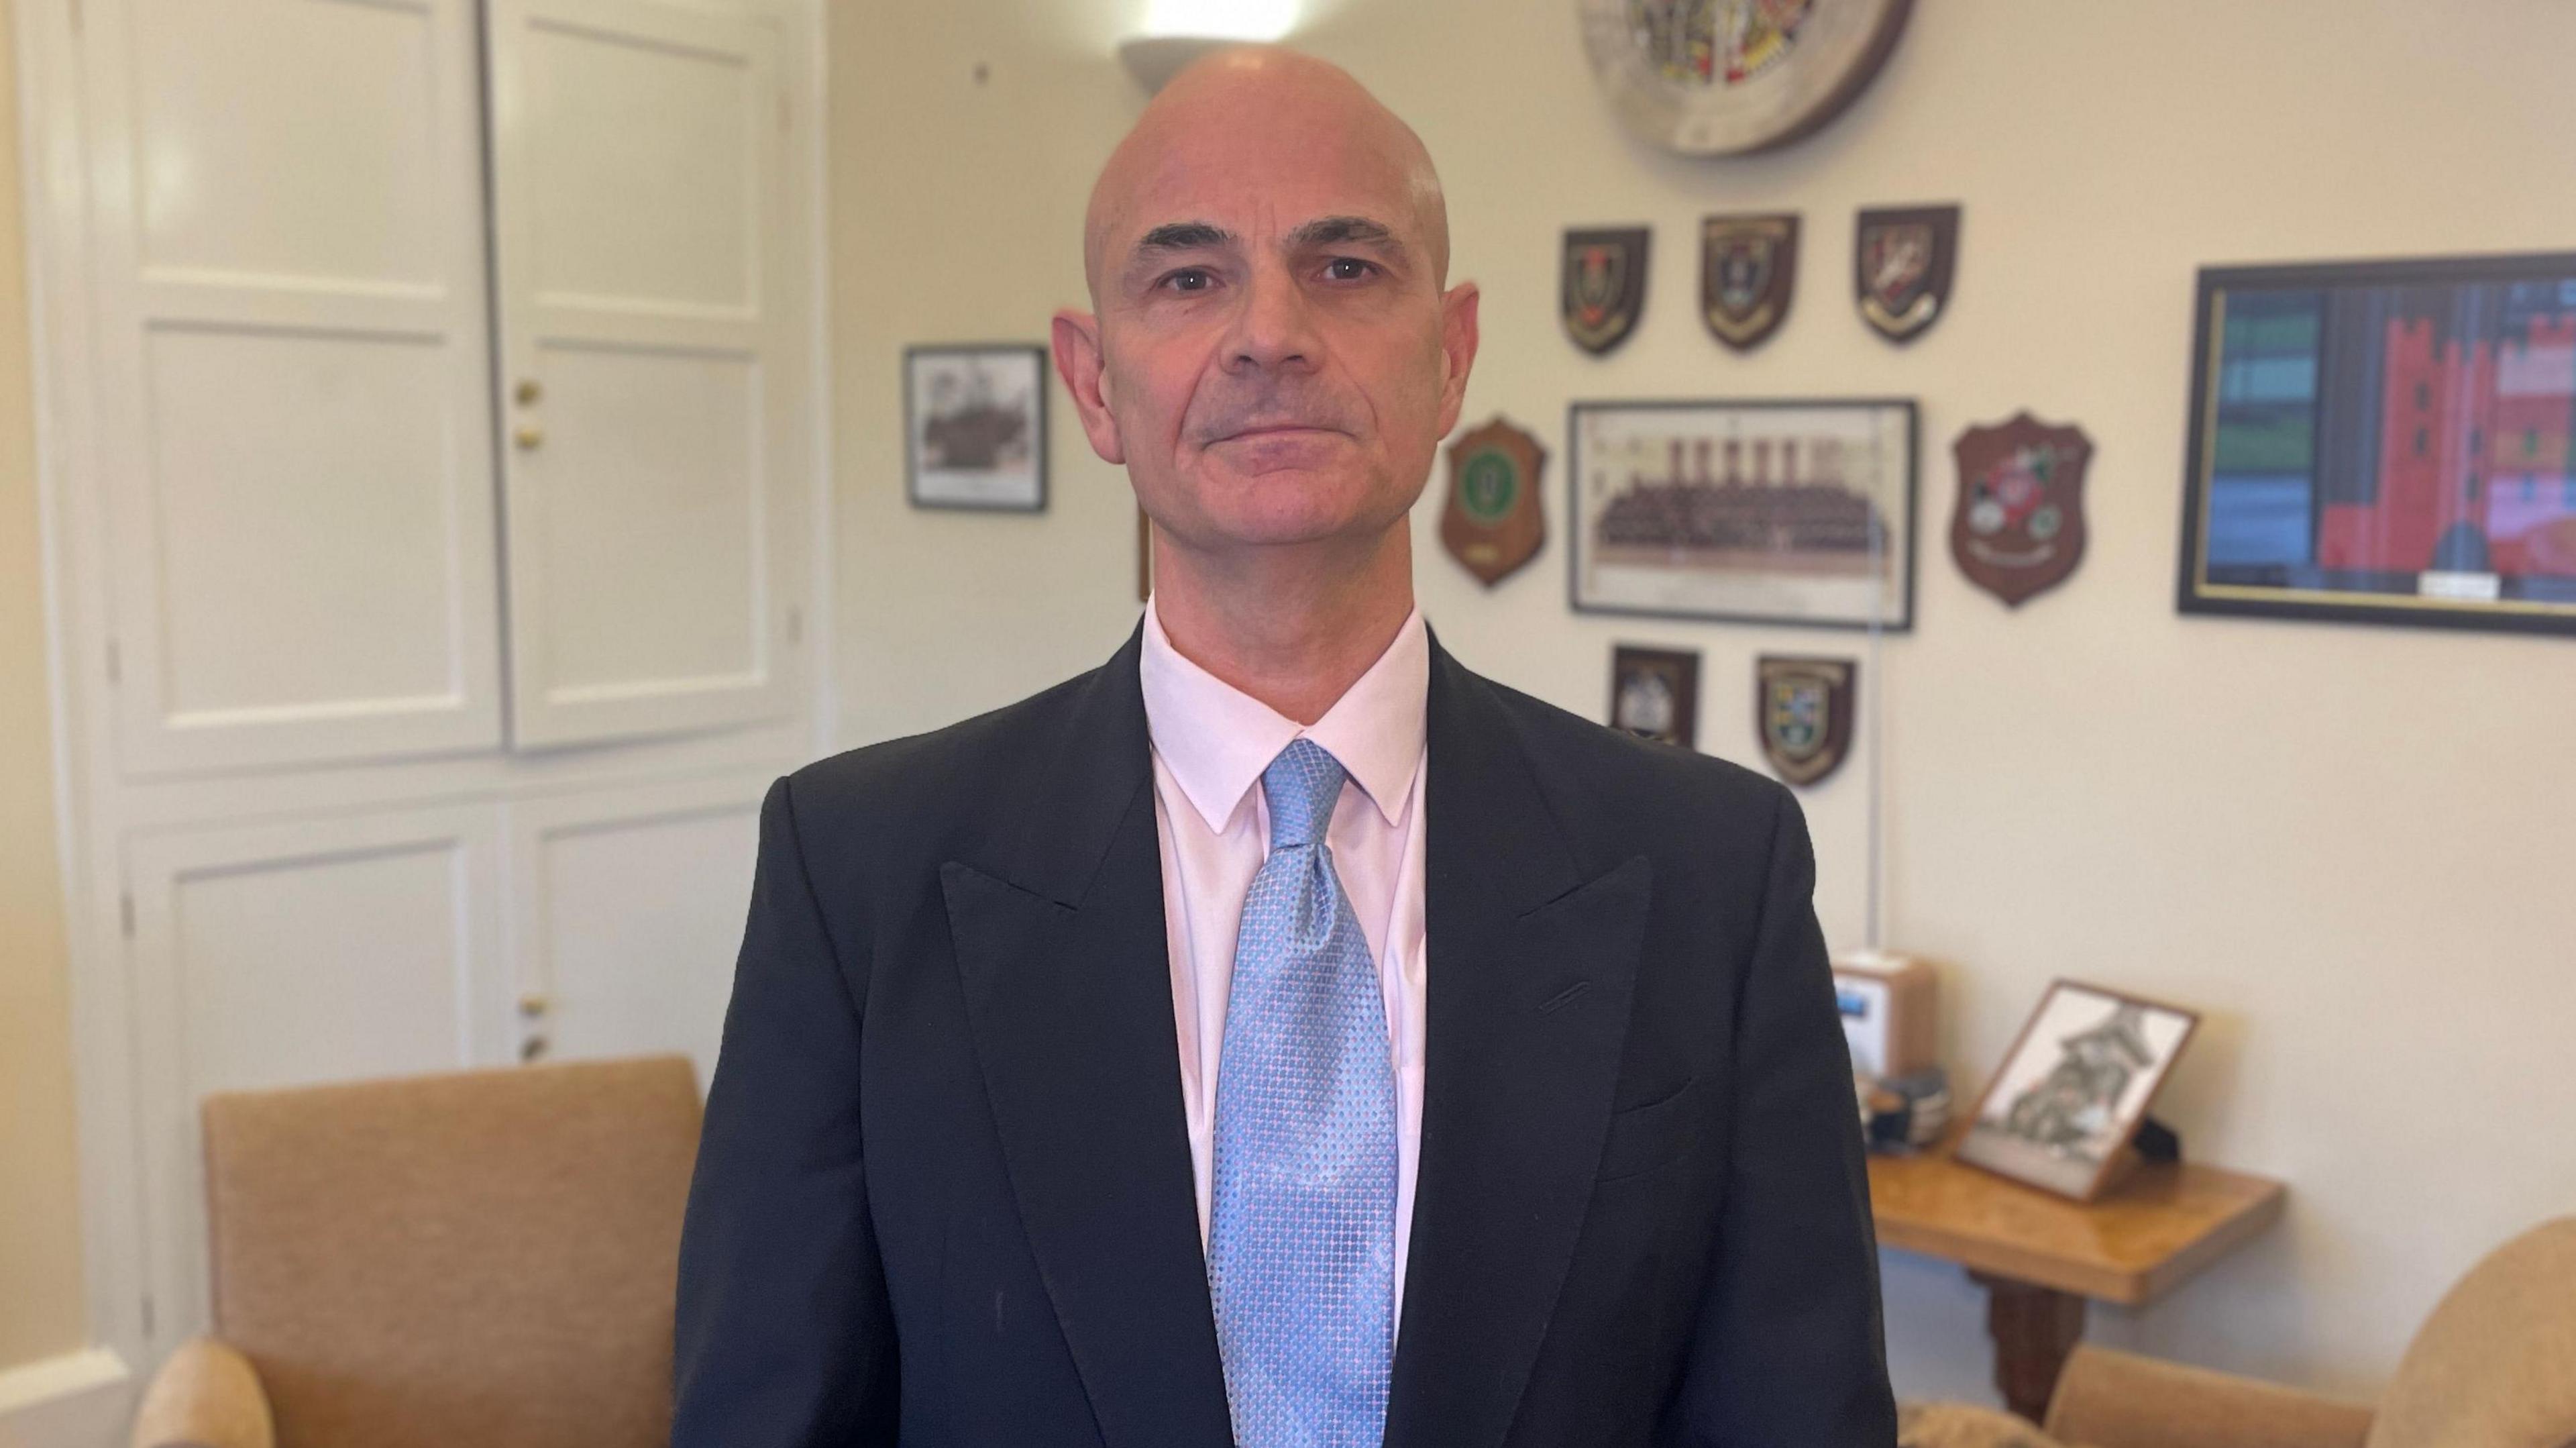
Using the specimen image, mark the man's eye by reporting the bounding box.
[1325,258,1376,282]
[1163,269,1214,293]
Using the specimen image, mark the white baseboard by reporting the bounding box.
[0,1349,131,1448]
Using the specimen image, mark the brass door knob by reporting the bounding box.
[521,1034,551,1063]
[517,991,551,1018]
[515,378,543,405]
[515,425,543,450]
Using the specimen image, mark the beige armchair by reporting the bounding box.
[1901,1216,2576,1448]
[127,1054,703,1448]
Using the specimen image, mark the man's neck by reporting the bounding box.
[1148,524,1416,727]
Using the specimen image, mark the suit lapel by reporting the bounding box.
[942,624,1236,1448]
[1386,635,1654,1448]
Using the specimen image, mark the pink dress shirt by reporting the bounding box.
[1137,595,1430,1312]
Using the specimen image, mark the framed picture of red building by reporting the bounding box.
[1568,398,1918,630]
[2179,252,2576,636]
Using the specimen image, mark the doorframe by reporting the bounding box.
[15,0,154,1390]
[9,0,834,1397]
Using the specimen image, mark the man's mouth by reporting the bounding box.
[1218,423,1340,441]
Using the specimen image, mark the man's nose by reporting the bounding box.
[1221,262,1322,374]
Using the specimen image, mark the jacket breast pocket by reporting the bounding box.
[1595,1074,1702,1183]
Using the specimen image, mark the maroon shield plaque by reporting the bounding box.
[1756,655,1856,787]
[1440,415,1548,586]
[1563,227,1650,355]
[1855,204,1959,343]
[1951,412,2092,607]
[1702,213,1799,350]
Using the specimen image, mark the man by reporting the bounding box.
[672,47,1895,1448]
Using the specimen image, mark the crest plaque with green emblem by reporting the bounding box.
[1440,415,1548,587]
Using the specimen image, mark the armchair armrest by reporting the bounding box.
[1898,1400,2074,1446]
[129,1335,274,1448]
[2043,1344,2373,1448]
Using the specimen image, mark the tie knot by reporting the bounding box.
[1259,738,1348,849]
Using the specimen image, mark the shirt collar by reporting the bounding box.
[1138,592,1428,834]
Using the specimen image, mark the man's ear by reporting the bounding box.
[1433,280,1483,439]
[1051,309,1126,466]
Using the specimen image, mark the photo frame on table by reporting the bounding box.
[1955,980,2200,1202]
[905,343,1048,511]
[2178,251,2576,637]
[1569,399,1917,630]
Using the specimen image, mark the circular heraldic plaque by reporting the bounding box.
[1578,0,1913,156]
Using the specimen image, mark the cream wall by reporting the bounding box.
[0,0,94,1376]
[836,0,2576,1408]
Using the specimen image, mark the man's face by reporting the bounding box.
[1055,95,1478,556]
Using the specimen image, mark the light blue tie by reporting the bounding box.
[1207,737,1398,1448]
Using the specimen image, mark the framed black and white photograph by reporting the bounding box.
[1569,399,1917,629]
[1955,980,2200,1202]
[906,344,1048,511]
[2178,251,2576,636]
[1607,644,1700,749]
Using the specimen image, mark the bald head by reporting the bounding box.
[1083,46,1450,300]
[1049,45,1479,584]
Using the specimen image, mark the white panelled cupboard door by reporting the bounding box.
[485,0,806,749]
[123,803,511,1351]
[502,772,770,1087]
[80,0,506,775]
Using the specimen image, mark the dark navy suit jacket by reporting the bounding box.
[670,622,1896,1447]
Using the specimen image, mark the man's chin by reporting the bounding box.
[1144,446,1417,552]
[1203,427,1356,475]
[1167,492,1395,553]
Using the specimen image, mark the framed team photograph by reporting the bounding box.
[1955,980,2200,1202]
[1569,399,1917,629]
[1607,644,1699,748]
[2178,252,2576,636]
[906,343,1048,511]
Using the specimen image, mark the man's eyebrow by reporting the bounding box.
[1287,215,1404,254]
[1134,221,1234,253]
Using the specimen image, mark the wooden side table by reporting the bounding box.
[1867,1134,2286,1420]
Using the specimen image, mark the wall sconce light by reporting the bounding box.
[1118,0,1301,93]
